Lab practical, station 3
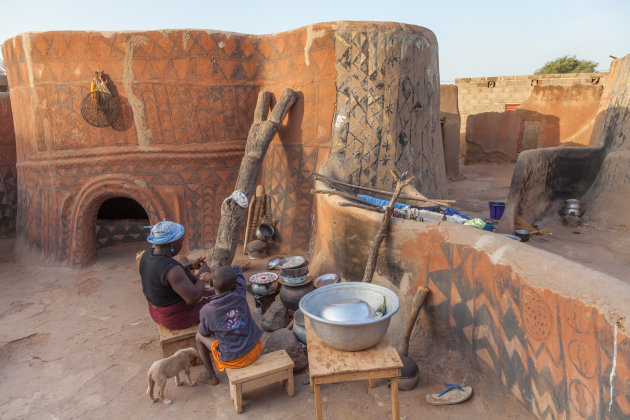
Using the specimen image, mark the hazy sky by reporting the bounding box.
[1,0,628,83]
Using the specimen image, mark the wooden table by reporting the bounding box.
[305,317,403,420]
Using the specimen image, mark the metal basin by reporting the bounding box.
[299,282,400,351]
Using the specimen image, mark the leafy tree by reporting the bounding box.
[534,55,598,74]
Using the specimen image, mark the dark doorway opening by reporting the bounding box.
[95,197,149,249]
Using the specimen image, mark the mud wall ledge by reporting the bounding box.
[310,190,630,419]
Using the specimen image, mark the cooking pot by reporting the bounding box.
[279,280,315,311]
[293,309,306,344]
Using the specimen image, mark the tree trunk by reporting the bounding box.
[209,88,298,270]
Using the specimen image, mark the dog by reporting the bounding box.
[146,347,200,405]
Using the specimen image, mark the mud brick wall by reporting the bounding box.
[311,191,630,420]
[3,22,446,266]
[455,72,607,157]
[583,54,630,231]
[0,93,17,235]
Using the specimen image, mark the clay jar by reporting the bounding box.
[279,281,315,311]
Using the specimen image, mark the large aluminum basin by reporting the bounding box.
[299,282,400,351]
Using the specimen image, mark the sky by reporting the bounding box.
[1,0,629,83]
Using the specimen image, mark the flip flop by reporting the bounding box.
[426,383,473,406]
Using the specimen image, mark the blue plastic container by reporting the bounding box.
[488,201,506,219]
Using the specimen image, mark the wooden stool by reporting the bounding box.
[156,324,200,365]
[225,350,295,413]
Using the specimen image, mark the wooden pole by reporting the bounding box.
[362,171,414,283]
[313,173,454,207]
[399,286,430,357]
[209,89,298,270]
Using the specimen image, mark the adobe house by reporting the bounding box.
[2,22,446,267]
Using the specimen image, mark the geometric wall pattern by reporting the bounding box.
[263,142,323,252]
[2,24,339,266]
[95,219,147,249]
[422,242,630,420]
[0,94,17,235]
[329,24,447,198]
[322,207,630,420]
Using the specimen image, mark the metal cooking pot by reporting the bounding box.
[279,281,315,311]
[281,262,309,277]
[292,309,306,344]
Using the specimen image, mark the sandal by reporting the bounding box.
[426,383,473,406]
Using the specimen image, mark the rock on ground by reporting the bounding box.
[261,328,307,371]
[260,301,289,332]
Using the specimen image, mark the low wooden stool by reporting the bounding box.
[156,324,201,365]
[226,350,295,413]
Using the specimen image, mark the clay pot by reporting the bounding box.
[279,281,315,311]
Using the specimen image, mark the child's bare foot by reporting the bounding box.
[197,371,219,385]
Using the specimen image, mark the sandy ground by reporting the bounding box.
[0,234,533,419]
[1,162,626,419]
[448,162,630,282]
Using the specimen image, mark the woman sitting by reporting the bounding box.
[139,220,213,330]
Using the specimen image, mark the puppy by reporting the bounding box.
[146,347,200,405]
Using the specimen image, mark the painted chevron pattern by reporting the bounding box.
[416,241,630,419]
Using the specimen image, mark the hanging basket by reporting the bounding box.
[80,91,121,128]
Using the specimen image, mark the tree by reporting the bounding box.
[534,55,598,74]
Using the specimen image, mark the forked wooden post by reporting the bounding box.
[209,89,297,270]
[362,170,414,283]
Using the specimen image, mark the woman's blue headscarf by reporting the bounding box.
[146,220,185,245]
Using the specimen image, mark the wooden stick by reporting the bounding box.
[338,202,385,213]
[311,189,378,207]
[362,171,414,283]
[243,194,256,255]
[313,173,454,207]
[399,286,430,357]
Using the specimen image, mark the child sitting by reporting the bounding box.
[195,265,263,384]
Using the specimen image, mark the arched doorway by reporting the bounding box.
[95,197,149,249]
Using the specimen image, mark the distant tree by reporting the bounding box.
[534,55,598,74]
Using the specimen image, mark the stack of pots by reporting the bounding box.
[279,257,315,311]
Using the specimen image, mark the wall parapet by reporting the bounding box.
[311,188,630,419]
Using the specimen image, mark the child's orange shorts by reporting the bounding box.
[211,340,262,371]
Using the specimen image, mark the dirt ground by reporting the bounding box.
[448,162,630,282]
[14,160,630,419]
[0,233,534,419]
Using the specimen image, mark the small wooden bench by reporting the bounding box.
[156,323,200,365]
[225,350,295,413]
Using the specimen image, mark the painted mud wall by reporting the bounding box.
[0,92,17,235]
[497,54,630,233]
[440,84,460,179]
[455,73,607,152]
[311,190,630,420]
[582,55,630,231]
[2,22,446,266]
[464,84,603,163]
